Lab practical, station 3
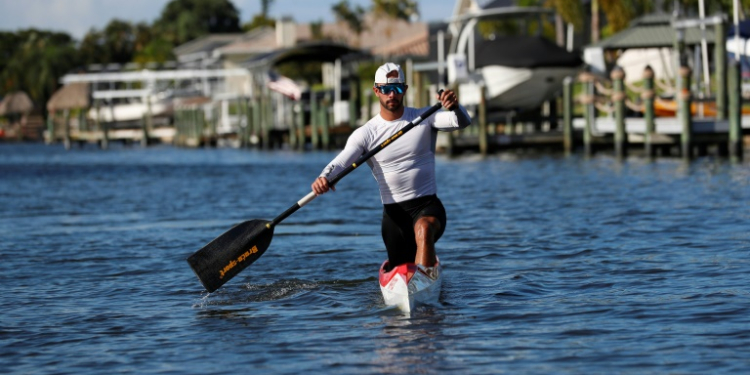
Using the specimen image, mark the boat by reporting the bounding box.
[473,36,583,111]
[446,0,583,113]
[653,97,750,117]
[87,89,174,123]
[379,260,442,313]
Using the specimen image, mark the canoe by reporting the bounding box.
[654,97,750,117]
[378,260,442,313]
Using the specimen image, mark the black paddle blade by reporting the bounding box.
[187,219,274,293]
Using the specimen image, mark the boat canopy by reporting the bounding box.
[474,36,583,69]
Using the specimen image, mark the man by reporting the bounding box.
[311,62,471,275]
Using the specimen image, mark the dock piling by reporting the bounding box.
[563,76,574,154]
[679,65,693,159]
[478,85,488,156]
[580,72,595,156]
[642,66,656,158]
[729,59,743,161]
[611,66,627,158]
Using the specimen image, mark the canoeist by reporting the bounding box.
[311,62,471,276]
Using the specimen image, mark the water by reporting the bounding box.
[1,143,749,374]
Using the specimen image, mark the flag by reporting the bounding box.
[266,72,302,101]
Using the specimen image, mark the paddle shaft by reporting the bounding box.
[268,91,446,228]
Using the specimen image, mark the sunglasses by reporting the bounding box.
[376,84,405,95]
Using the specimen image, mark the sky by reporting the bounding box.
[0,0,462,40]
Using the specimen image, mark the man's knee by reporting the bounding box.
[415,216,441,238]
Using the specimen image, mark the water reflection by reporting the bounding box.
[375,309,449,374]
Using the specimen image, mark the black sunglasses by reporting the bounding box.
[375,84,405,95]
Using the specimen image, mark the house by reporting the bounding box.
[172,14,432,82]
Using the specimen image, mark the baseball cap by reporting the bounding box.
[374,62,405,84]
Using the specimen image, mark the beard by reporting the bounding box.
[379,95,404,113]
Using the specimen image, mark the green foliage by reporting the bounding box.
[276,61,324,85]
[478,20,519,38]
[243,14,276,31]
[332,0,367,35]
[0,30,81,112]
[1,0,249,114]
[600,0,633,34]
[371,0,419,21]
[547,0,584,29]
[133,38,175,63]
[154,0,241,46]
[260,0,275,17]
[358,62,380,87]
[0,32,23,75]
[309,21,326,40]
[78,19,143,65]
[476,11,556,41]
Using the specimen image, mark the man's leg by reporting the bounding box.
[382,206,417,267]
[414,216,441,267]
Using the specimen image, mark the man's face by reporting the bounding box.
[375,83,407,113]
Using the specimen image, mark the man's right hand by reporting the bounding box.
[312,177,336,195]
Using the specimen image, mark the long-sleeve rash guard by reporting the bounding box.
[319,105,471,204]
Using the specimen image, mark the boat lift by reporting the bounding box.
[56,68,252,146]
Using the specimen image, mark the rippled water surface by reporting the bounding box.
[1,143,749,374]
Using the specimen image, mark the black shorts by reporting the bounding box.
[381,194,446,266]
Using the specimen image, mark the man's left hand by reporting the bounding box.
[437,89,458,110]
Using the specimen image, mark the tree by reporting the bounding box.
[260,0,275,17]
[78,19,144,65]
[0,32,22,77]
[133,38,175,64]
[371,0,419,22]
[548,0,584,31]
[78,29,106,66]
[0,30,80,112]
[309,21,325,40]
[154,0,242,46]
[332,1,367,36]
[243,0,276,31]
[243,15,276,31]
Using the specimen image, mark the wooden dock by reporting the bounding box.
[41,60,747,160]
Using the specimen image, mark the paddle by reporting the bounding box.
[187,90,446,293]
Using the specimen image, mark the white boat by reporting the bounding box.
[447,1,583,112]
[88,101,170,123]
[87,89,177,123]
[379,260,442,313]
[474,37,583,111]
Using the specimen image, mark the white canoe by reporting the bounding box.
[378,260,442,313]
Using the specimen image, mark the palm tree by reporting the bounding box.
[371,0,419,21]
[332,0,367,45]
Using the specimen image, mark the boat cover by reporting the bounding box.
[474,36,583,69]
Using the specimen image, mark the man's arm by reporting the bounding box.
[430,89,471,131]
[311,128,367,195]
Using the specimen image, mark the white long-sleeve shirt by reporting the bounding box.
[319,105,471,204]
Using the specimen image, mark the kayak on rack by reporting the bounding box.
[378,259,442,313]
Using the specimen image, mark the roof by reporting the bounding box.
[297,14,429,56]
[215,27,278,56]
[46,83,90,111]
[369,28,430,57]
[0,91,34,115]
[216,14,429,60]
[173,33,246,58]
[244,42,368,70]
[728,19,750,38]
[475,36,583,68]
[482,0,515,9]
[448,5,553,23]
[588,13,718,50]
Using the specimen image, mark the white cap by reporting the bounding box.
[374,62,405,84]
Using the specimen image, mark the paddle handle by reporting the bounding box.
[269,90,446,228]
